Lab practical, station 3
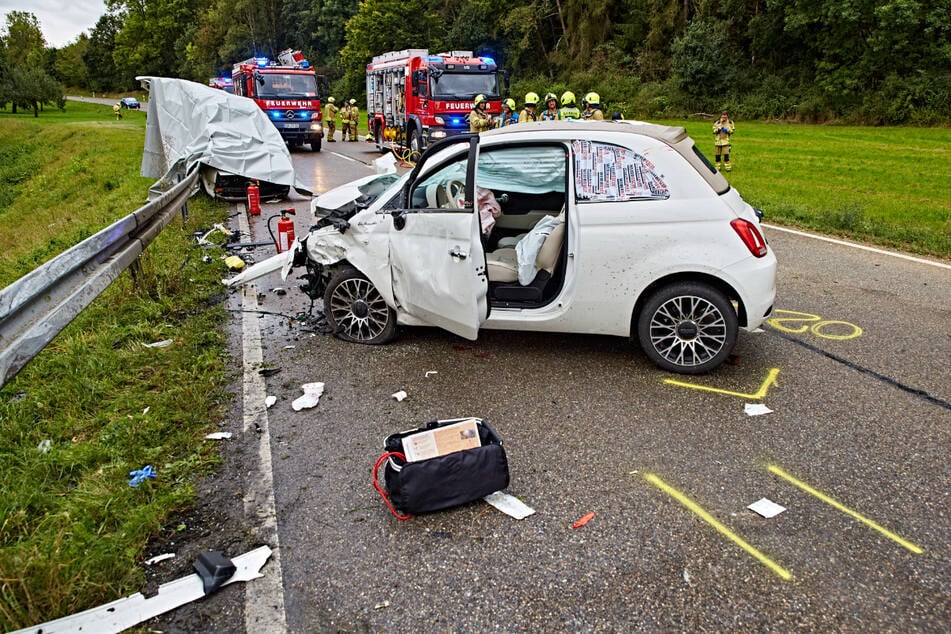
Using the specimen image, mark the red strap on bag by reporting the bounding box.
[373,451,412,520]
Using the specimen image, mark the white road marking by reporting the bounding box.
[237,210,288,633]
[764,223,951,270]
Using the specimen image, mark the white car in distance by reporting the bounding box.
[231,120,777,374]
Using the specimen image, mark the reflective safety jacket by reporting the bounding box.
[582,107,604,120]
[559,106,581,120]
[713,118,735,146]
[469,107,494,132]
[518,107,538,123]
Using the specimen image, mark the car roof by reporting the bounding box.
[481,120,729,194]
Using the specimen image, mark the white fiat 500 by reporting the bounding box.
[230,121,776,374]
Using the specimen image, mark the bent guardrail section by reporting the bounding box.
[0,171,199,389]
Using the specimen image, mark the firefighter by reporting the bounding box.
[113,103,122,120]
[559,91,581,120]
[581,92,604,120]
[469,94,494,132]
[540,92,560,121]
[713,110,735,171]
[519,91,539,123]
[497,98,518,127]
[347,99,360,141]
[324,97,338,141]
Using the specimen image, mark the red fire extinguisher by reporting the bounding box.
[246,180,261,216]
[268,208,296,253]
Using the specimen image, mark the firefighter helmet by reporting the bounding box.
[503,98,516,111]
[349,98,356,105]
[584,92,600,107]
[544,92,558,107]
[561,91,576,107]
[524,92,540,106]
[473,94,487,106]
[327,96,335,103]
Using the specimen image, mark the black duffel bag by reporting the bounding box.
[373,418,510,519]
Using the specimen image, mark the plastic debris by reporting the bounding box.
[37,439,51,453]
[572,512,596,528]
[744,403,773,416]
[391,390,408,402]
[265,395,277,408]
[128,465,157,487]
[225,255,246,271]
[143,339,174,348]
[484,491,536,519]
[145,553,176,565]
[425,370,438,378]
[142,407,150,415]
[205,432,232,440]
[258,367,281,377]
[747,497,786,518]
[292,382,325,411]
[374,600,391,610]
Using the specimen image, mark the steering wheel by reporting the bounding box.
[442,180,466,208]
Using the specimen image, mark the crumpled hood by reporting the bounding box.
[138,76,310,198]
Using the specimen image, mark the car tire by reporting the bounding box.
[323,267,397,344]
[409,128,423,162]
[636,282,737,374]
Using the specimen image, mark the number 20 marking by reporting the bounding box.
[766,309,863,340]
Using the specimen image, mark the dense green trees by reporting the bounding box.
[0,11,64,116]
[5,0,950,123]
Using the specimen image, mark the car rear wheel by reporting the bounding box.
[636,282,737,374]
[324,267,397,344]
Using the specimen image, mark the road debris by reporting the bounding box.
[144,553,176,565]
[224,255,246,271]
[204,432,232,440]
[425,370,438,378]
[484,491,536,519]
[265,395,277,408]
[143,339,174,348]
[391,390,408,402]
[744,403,773,416]
[374,600,391,610]
[572,512,596,528]
[128,465,156,487]
[747,498,786,518]
[292,382,325,411]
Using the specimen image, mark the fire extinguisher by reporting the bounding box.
[246,180,261,216]
[268,208,296,253]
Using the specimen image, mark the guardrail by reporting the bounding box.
[0,171,200,389]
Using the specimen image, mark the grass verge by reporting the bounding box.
[0,100,232,629]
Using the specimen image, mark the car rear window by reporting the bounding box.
[573,140,669,202]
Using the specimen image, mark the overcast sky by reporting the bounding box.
[2,1,107,48]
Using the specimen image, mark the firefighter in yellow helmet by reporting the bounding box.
[113,102,122,120]
[346,98,360,142]
[497,98,518,127]
[581,92,604,120]
[559,91,581,120]
[469,94,494,132]
[324,97,338,141]
[540,92,560,121]
[519,91,539,123]
[713,110,735,171]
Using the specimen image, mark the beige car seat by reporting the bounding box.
[486,211,565,284]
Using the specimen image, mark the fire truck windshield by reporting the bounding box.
[256,72,318,98]
[430,72,500,100]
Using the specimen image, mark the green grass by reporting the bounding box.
[659,119,951,258]
[0,100,232,629]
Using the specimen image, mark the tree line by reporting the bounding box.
[3,0,949,124]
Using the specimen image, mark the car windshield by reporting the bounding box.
[257,72,318,98]
[430,72,500,100]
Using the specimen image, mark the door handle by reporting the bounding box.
[449,247,468,260]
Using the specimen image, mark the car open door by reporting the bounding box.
[387,137,488,339]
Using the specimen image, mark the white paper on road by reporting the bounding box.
[138,76,308,198]
[744,403,773,416]
[484,491,536,519]
[747,497,786,518]
[292,382,325,411]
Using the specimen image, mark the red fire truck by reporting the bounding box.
[366,49,506,158]
[233,49,329,152]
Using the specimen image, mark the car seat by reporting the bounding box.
[485,211,565,302]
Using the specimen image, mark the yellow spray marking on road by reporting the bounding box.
[663,368,780,400]
[643,473,793,580]
[767,465,923,554]
[767,309,863,340]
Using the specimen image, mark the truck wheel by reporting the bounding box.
[409,129,423,162]
[374,125,386,153]
[310,138,321,152]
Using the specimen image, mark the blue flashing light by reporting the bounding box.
[449,117,465,128]
[301,60,310,68]
[270,111,282,120]
[426,56,443,63]
[481,57,495,65]
[256,57,269,67]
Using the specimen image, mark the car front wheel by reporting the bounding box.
[636,282,737,374]
[323,267,397,344]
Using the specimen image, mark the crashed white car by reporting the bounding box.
[231,121,777,374]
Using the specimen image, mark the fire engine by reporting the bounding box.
[366,49,506,158]
[233,49,329,152]
[208,76,234,93]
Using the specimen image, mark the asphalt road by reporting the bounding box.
[152,140,950,633]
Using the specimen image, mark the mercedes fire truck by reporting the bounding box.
[233,49,329,152]
[366,49,506,157]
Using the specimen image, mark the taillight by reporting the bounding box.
[731,218,768,257]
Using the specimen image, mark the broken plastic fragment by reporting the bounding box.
[391,390,408,402]
[374,600,391,610]
[143,339,174,348]
[572,512,596,529]
[744,403,773,416]
[425,370,438,378]
[204,432,232,440]
[145,553,176,565]
[292,382,325,411]
[747,497,786,518]
[265,395,277,408]
[193,551,237,595]
[484,491,536,519]
[128,465,157,487]
[225,255,246,271]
